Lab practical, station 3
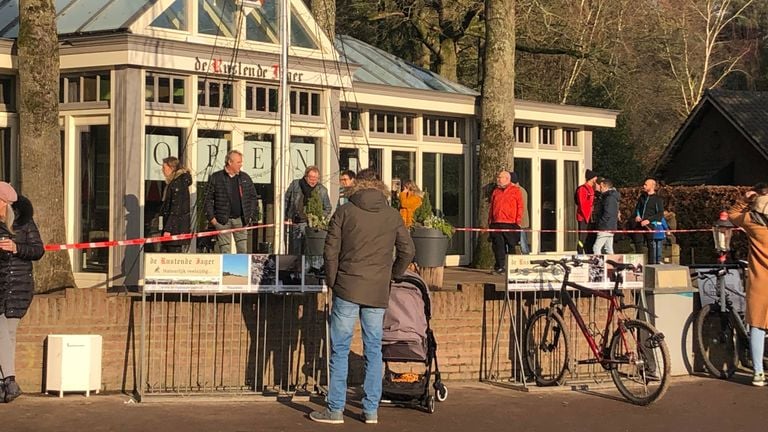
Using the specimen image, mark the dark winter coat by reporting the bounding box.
[285,178,332,223]
[204,169,259,225]
[0,196,45,319]
[160,170,192,244]
[323,180,415,308]
[634,193,664,224]
[596,188,620,231]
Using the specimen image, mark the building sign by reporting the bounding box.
[194,57,305,83]
[145,134,180,181]
[144,253,326,293]
[244,140,272,184]
[505,254,645,292]
[290,142,315,180]
[196,137,229,181]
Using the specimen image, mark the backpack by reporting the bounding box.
[652,217,669,240]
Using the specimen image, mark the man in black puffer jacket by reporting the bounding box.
[0,183,45,403]
[204,150,259,253]
[310,169,414,425]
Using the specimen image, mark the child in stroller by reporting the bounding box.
[380,268,447,413]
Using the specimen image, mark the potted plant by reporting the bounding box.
[411,192,455,267]
[304,189,329,256]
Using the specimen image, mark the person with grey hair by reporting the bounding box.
[0,182,44,403]
[204,149,260,253]
[285,165,332,254]
[728,182,768,386]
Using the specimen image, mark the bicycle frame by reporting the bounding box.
[550,263,649,369]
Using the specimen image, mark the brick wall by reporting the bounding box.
[14,283,614,394]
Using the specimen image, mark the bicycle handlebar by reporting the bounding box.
[530,256,584,270]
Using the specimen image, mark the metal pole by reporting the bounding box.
[273,0,291,254]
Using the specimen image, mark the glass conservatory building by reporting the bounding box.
[0,0,617,288]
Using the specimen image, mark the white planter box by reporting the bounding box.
[46,335,102,397]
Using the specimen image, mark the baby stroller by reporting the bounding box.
[381,270,447,413]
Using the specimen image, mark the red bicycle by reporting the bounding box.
[523,257,670,405]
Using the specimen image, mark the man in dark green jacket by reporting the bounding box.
[310,168,414,425]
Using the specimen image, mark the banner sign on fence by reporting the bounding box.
[505,254,645,291]
[144,253,327,293]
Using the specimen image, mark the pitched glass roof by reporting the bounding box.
[334,35,478,96]
[0,1,477,97]
[0,0,153,38]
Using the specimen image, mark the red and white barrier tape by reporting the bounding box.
[43,222,731,252]
[44,223,275,251]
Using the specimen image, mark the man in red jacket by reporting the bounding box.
[489,170,523,274]
[575,169,598,254]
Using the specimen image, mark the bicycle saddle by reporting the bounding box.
[607,260,635,272]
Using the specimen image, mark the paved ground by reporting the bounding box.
[2,374,766,432]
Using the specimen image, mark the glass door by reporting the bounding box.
[564,160,579,251]
[77,125,110,272]
[423,153,466,256]
[540,159,557,252]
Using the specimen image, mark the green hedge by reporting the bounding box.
[617,185,750,265]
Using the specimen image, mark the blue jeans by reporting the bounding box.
[328,295,385,415]
[519,229,530,254]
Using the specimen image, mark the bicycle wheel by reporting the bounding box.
[695,304,738,379]
[609,320,670,406]
[523,308,569,386]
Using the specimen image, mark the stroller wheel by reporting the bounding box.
[425,395,436,414]
[436,384,448,402]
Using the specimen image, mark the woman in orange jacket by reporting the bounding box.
[399,180,423,228]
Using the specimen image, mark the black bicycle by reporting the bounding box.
[523,257,670,406]
[692,262,768,378]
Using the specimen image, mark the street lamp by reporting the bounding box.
[712,210,735,263]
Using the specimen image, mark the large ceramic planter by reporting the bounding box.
[411,227,450,267]
[304,228,327,256]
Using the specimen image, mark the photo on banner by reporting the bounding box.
[144,253,222,292]
[505,254,645,291]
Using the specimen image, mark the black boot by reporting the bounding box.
[3,377,21,403]
[0,379,5,402]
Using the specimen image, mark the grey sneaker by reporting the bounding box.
[753,372,766,387]
[363,412,378,424]
[309,409,344,424]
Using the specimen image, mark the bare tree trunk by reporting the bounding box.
[437,38,458,81]
[18,0,76,292]
[473,0,515,268]
[310,0,336,40]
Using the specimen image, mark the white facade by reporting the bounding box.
[0,0,618,288]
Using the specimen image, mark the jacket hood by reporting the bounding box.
[168,169,192,186]
[11,195,33,228]
[348,179,390,212]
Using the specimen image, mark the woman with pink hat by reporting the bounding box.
[0,182,44,403]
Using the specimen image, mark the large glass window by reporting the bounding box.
[151,0,187,31]
[565,160,579,251]
[423,153,465,255]
[78,126,110,273]
[0,128,12,181]
[290,10,318,49]
[144,127,184,242]
[340,148,360,172]
[146,73,186,107]
[60,72,111,105]
[198,0,237,37]
[340,109,361,131]
[369,111,414,136]
[243,133,275,253]
[198,79,234,110]
[368,148,382,179]
[540,159,557,252]
[246,4,278,43]
[514,157,532,252]
[196,130,231,230]
[0,76,15,109]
